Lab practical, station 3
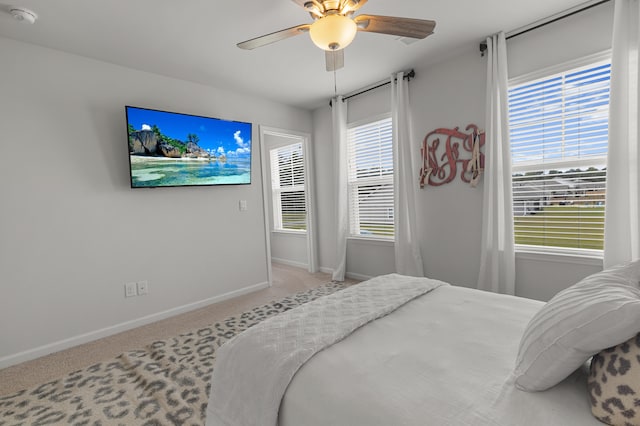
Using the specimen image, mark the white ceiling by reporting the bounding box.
[0,0,591,110]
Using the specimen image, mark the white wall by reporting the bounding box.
[311,105,337,273]
[0,36,311,366]
[411,48,487,289]
[313,1,613,299]
[271,232,308,268]
[507,1,614,79]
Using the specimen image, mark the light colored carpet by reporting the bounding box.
[0,264,357,396]
[0,273,355,425]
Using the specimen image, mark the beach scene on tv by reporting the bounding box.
[126,106,252,187]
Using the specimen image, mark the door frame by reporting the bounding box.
[259,125,318,285]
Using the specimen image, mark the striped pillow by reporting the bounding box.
[513,260,640,392]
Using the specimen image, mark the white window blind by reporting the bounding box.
[270,142,306,231]
[347,116,394,238]
[509,59,611,251]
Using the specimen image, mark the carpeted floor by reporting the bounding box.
[0,264,349,395]
[0,276,354,425]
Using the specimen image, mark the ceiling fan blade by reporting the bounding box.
[325,49,344,71]
[237,24,311,50]
[354,15,436,39]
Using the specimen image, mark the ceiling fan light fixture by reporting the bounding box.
[309,14,357,51]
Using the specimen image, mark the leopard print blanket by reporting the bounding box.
[0,281,350,426]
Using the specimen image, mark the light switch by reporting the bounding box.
[239,200,247,211]
[125,282,137,298]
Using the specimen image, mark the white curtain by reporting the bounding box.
[332,96,349,281]
[477,32,515,295]
[391,72,425,277]
[604,0,640,268]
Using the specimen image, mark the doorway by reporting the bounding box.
[260,126,317,285]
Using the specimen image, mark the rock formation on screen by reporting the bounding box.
[129,130,213,159]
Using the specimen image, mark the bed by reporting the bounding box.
[206,262,640,426]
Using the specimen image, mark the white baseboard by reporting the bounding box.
[345,271,373,281]
[272,257,308,269]
[0,281,270,370]
[316,266,372,282]
[319,266,333,275]
[320,266,373,281]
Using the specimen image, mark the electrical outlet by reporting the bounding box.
[125,282,137,298]
[137,280,149,295]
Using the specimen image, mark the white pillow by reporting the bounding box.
[513,260,640,392]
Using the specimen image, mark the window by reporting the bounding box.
[270,142,306,231]
[508,58,611,251]
[347,115,394,238]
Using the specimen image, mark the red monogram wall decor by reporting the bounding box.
[419,124,485,188]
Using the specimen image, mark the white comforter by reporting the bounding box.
[206,274,447,426]
[279,284,601,426]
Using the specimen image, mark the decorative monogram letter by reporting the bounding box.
[419,124,485,188]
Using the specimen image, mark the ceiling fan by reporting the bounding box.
[237,0,436,71]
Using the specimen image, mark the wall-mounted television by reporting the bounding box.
[126,106,252,188]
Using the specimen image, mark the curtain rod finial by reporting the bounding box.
[479,42,487,57]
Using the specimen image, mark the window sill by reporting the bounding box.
[347,236,395,246]
[271,229,307,236]
[515,245,603,267]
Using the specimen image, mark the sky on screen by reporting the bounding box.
[126,107,251,157]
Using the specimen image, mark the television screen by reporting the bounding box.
[125,106,252,188]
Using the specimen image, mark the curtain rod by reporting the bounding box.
[479,0,611,54]
[331,69,415,105]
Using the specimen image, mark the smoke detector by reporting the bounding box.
[9,7,38,24]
